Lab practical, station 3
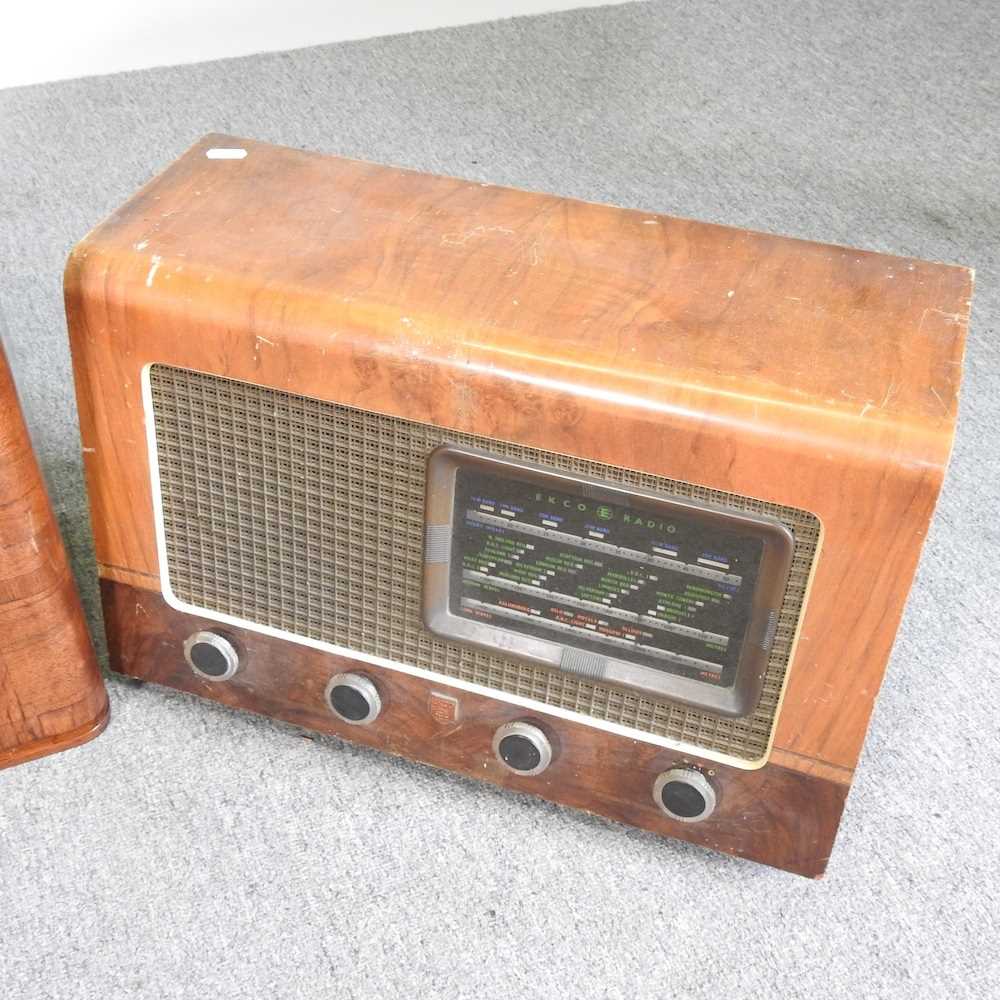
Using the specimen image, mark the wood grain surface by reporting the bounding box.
[65,134,971,871]
[103,578,847,878]
[0,340,108,769]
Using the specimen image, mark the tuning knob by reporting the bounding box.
[492,721,552,775]
[652,768,717,823]
[325,672,382,725]
[183,631,240,681]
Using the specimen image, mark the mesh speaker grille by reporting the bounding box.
[148,364,820,762]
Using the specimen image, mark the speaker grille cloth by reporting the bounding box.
[149,364,820,762]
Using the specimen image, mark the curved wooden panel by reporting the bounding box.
[65,135,971,872]
[65,136,971,773]
[0,338,108,769]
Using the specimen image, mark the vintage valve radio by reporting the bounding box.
[64,135,972,875]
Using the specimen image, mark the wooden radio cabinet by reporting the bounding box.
[65,135,972,875]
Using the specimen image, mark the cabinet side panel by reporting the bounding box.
[0,339,108,768]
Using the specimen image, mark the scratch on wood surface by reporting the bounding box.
[145,255,162,288]
[917,306,967,337]
[879,380,898,409]
[441,225,515,247]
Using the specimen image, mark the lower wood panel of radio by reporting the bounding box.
[101,577,849,878]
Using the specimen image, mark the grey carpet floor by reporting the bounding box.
[1,2,998,998]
